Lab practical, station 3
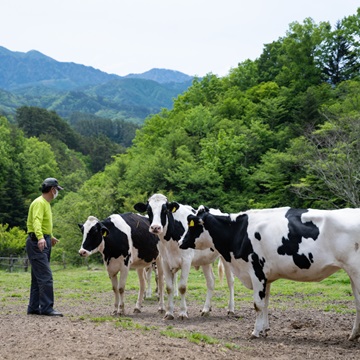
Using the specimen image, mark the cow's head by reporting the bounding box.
[78,216,108,257]
[134,193,180,235]
[179,205,213,250]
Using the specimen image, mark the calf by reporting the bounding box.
[134,193,235,320]
[78,213,165,315]
[179,205,360,340]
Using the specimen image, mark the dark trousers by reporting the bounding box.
[26,234,54,314]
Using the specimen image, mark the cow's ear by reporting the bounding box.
[187,214,198,227]
[78,223,84,233]
[101,226,109,238]
[197,205,208,215]
[134,202,147,213]
[168,202,180,213]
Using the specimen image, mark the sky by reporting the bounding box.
[1,0,359,78]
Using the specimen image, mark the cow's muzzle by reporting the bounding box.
[78,249,90,257]
[150,225,162,234]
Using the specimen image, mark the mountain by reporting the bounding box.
[125,68,193,84]
[0,46,194,123]
[0,46,118,91]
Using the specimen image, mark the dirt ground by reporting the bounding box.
[1,288,360,360]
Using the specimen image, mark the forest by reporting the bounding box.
[1,9,360,264]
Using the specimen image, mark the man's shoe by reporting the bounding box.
[43,310,63,317]
[27,310,40,315]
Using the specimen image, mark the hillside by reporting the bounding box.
[0,46,194,123]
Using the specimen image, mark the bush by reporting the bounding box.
[0,224,27,257]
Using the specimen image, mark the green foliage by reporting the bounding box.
[0,224,26,256]
[288,80,360,207]
[0,117,61,228]
[71,114,139,148]
[16,106,82,151]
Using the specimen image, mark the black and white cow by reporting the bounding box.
[179,205,360,340]
[134,193,235,320]
[78,213,165,315]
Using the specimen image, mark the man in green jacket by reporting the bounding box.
[26,177,64,316]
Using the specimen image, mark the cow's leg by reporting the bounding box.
[134,268,146,313]
[178,263,192,319]
[153,262,159,296]
[117,267,129,315]
[221,258,235,315]
[262,282,271,332]
[200,263,215,317]
[109,273,120,315]
[156,257,165,314]
[144,266,152,298]
[173,272,179,297]
[251,279,270,338]
[163,262,176,320]
[348,276,360,340]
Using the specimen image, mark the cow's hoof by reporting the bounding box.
[158,308,166,314]
[133,308,141,314]
[164,314,174,320]
[227,310,235,316]
[178,313,189,320]
[250,333,259,339]
[200,311,210,317]
[349,333,360,341]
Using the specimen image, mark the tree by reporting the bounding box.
[293,110,360,208]
[319,21,360,85]
[16,106,82,152]
[258,18,328,91]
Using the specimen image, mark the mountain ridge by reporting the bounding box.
[0,46,194,123]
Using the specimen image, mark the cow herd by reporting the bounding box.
[78,193,360,341]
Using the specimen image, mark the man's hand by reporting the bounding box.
[51,237,59,246]
[38,238,47,251]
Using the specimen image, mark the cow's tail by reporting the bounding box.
[218,257,224,285]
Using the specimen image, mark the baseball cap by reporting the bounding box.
[42,177,64,190]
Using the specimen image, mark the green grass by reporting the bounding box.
[160,326,220,345]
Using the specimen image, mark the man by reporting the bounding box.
[26,177,64,316]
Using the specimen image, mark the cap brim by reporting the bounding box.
[56,185,64,190]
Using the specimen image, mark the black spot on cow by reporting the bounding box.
[121,213,159,263]
[251,252,267,300]
[202,213,254,263]
[163,208,185,242]
[101,218,130,265]
[231,214,254,262]
[277,209,319,269]
[255,232,261,241]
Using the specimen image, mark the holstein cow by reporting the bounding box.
[179,205,360,340]
[78,213,165,315]
[134,193,235,320]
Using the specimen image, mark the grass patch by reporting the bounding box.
[160,327,219,345]
[0,265,355,312]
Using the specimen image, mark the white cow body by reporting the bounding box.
[134,194,235,320]
[180,206,360,340]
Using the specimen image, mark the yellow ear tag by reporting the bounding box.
[103,231,108,237]
[172,207,177,213]
[189,220,195,227]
